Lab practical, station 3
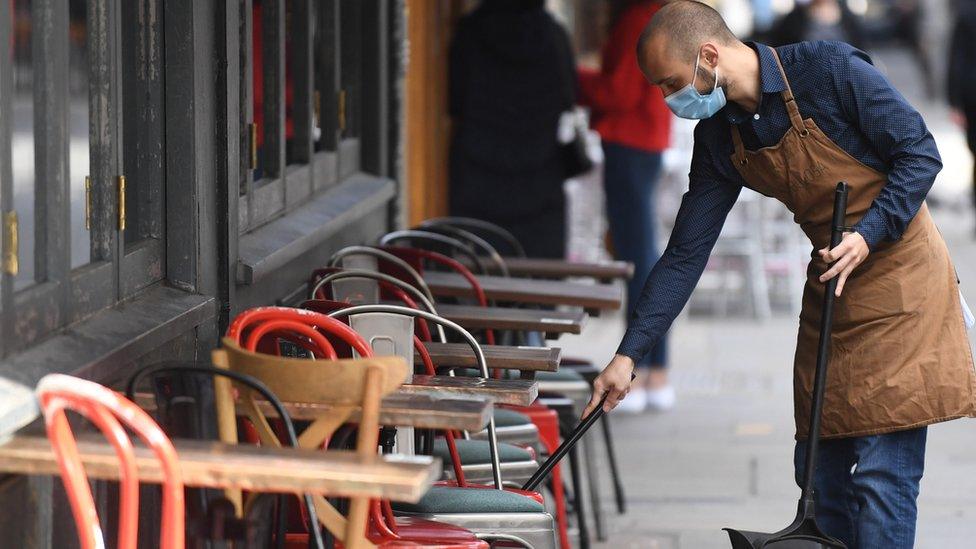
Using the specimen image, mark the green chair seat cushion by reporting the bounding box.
[432,439,533,465]
[534,369,586,382]
[391,485,545,514]
[492,408,532,427]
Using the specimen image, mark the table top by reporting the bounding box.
[419,342,560,372]
[0,435,440,502]
[423,271,623,313]
[400,375,538,407]
[433,303,587,336]
[492,257,633,280]
[134,391,492,432]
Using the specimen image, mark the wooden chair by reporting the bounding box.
[36,374,185,549]
[212,338,407,549]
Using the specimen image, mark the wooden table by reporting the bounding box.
[477,257,634,281]
[423,271,623,314]
[400,375,538,407]
[0,435,439,502]
[135,391,493,432]
[419,342,560,373]
[433,303,587,337]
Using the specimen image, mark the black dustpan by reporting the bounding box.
[724,182,851,549]
[521,373,636,492]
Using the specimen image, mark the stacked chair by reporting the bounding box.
[402,217,629,544]
[32,214,627,549]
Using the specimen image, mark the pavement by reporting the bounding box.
[555,46,976,548]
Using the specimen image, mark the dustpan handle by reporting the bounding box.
[522,373,636,492]
[800,181,849,499]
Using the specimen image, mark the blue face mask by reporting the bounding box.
[664,51,727,119]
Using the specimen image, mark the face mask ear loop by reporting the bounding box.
[712,66,719,93]
[691,49,701,89]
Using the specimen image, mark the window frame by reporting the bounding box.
[237,0,368,235]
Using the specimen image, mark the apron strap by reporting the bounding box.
[768,46,806,132]
[730,125,746,159]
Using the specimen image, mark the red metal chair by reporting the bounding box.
[36,374,185,549]
[377,242,571,548]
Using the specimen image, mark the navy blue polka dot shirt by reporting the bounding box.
[616,40,942,364]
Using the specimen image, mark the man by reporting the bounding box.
[582,2,976,547]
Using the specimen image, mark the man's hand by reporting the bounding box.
[818,232,869,297]
[582,354,636,419]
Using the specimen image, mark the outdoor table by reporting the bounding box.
[422,271,623,314]
[400,375,538,407]
[0,435,439,502]
[432,303,587,337]
[477,257,634,282]
[135,391,493,432]
[419,342,560,374]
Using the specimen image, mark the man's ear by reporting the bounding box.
[700,42,720,68]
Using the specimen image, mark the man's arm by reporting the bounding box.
[584,144,742,416]
[616,174,742,363]
[834,50,943,250]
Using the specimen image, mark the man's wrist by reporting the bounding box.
[612,354,636,369]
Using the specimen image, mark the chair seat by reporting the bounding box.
[433,439,533,465]
[492,407,532,427]
[378,516,489,548]
[391,485,545,514]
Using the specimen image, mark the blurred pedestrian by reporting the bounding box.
[578,0,674,413]
[948,0,976,235]
[768,0,868,49]
[892,0,935,99]
[447,0,577,259]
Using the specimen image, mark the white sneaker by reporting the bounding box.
[614,388,647,414]
[645,384,676,412]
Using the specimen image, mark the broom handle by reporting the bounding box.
[801,181,849,499]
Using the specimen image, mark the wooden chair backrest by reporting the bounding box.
[211,338,408,549]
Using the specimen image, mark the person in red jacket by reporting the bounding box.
[579,0,673,413]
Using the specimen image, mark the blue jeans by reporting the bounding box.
[603,142,666,369]
[793,427,927,549]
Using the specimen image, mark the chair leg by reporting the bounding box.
[568,442,589,549]
[599,413,626,515]
[520,405,571,549]
[549,462,571,549]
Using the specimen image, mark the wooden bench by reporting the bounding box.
[400,375,538,407]
[433,303,587,337]
[423,271,623,314]
[0,435,440,502]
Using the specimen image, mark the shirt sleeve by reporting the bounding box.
[833,50,943,250]
[616,131,742,362]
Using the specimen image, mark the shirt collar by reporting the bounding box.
[723,42,787,124]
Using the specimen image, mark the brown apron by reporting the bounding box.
[730,47,976,440]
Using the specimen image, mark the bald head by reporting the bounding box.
[637,1,738,69]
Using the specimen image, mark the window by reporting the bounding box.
[0,0,166,355]
[238,0,366,234]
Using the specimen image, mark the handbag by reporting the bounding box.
[559,108,595,178]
